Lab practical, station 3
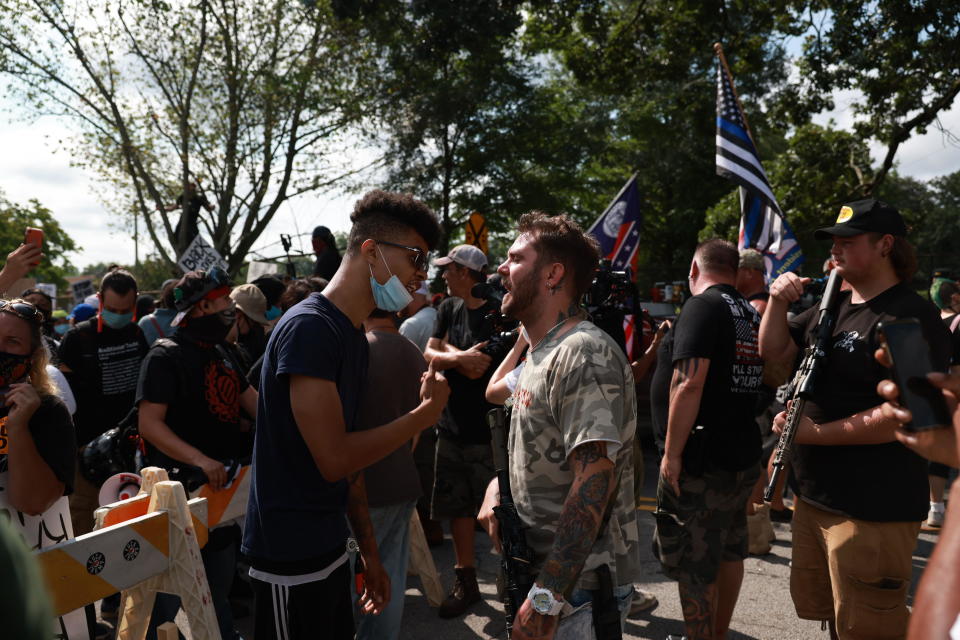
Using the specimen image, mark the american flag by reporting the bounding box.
[715,56,804,281]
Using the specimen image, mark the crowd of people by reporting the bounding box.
[0,190,959,640]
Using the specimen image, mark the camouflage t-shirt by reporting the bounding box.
[509,319,641,591]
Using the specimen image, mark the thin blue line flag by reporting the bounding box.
[715,60,804,281]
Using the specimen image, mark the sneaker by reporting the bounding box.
[437,566,481,618]
[927,503,945,528]
[628,586,659,617]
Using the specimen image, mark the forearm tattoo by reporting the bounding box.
[669,358,702,398]
[539,442,614,595]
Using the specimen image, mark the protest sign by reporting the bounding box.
[177,235,228,274]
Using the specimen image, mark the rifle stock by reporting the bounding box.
[488,407,535,637]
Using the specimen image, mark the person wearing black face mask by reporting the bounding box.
[135,268,257,640]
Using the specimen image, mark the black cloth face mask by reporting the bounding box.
[181,308,237,344]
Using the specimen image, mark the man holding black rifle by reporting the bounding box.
[478,212,640,639]
[759,199,951,640]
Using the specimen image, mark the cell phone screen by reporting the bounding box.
[879,318,951,431]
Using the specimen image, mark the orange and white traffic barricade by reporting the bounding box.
[36,472,219,640]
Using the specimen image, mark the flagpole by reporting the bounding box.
[713,42,757,149]
[587,171,639,234]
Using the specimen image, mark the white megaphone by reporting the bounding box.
[98,472,142,506]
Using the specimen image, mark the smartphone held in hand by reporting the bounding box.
[23,227,43,266]
[878,318,951,431]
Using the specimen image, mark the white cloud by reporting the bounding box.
[1,81,958,268]
[0,113,362,269]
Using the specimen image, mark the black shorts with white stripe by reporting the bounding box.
[251,562,353,640]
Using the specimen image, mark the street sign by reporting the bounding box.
[464,212,488,255]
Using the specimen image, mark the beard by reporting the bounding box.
[502,270,539,319]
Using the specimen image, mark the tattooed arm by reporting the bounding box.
[660,357,710,495]
[346,472,390,615]
[511,442,615,640]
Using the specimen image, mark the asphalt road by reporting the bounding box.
[129,445,943,639]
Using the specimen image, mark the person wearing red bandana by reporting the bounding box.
[136,267,258,640]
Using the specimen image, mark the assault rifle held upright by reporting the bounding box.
[764,268,843,502]
[488,405,535,637]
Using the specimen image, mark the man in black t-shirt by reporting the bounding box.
[138,268,258,640]
[651,239,763,640]
[760,199,952,639]
[242,190,448,640]
[424,243,496,618]
[58,268,148,536]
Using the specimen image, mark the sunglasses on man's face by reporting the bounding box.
[0,300,43,324]
[377,240,430,272]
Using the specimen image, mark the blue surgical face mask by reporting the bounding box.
[54,324,69,336]
[370,247,413,312]
[101,310,133,329]
[265,305,282,322]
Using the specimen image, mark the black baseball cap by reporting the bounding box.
[171,267,232,326]
[814,199,907,240]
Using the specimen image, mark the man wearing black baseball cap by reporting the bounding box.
[759,198,951,638]
[137,267,258,640]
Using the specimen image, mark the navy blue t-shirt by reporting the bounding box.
[242,293,368,572]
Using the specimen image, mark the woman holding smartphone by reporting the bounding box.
[0,298,75,516]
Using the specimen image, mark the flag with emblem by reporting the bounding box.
[587,173,642,271]
[714,46,804,281]
[588,173,642,359]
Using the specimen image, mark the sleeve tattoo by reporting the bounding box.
[538,441,615,596]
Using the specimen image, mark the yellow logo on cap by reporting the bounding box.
[836,206,853,223]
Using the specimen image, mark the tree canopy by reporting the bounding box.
[0,193,78,288]
[0,0,372,272]
[1,0,957,290]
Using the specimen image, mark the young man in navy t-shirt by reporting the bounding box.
[242,190,449,639]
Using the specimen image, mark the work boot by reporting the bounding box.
[756,502,776,542]
[746,507,772,555]
[438,566,481,618]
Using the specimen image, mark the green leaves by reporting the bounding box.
[0,192,78,288]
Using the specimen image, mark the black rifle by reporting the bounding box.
[488,406,535,637]
[764,268,843,502]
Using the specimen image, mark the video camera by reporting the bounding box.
[583,259,636,354]
[471,275,519,362]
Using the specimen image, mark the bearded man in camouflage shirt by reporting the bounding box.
[479,212,641,640]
